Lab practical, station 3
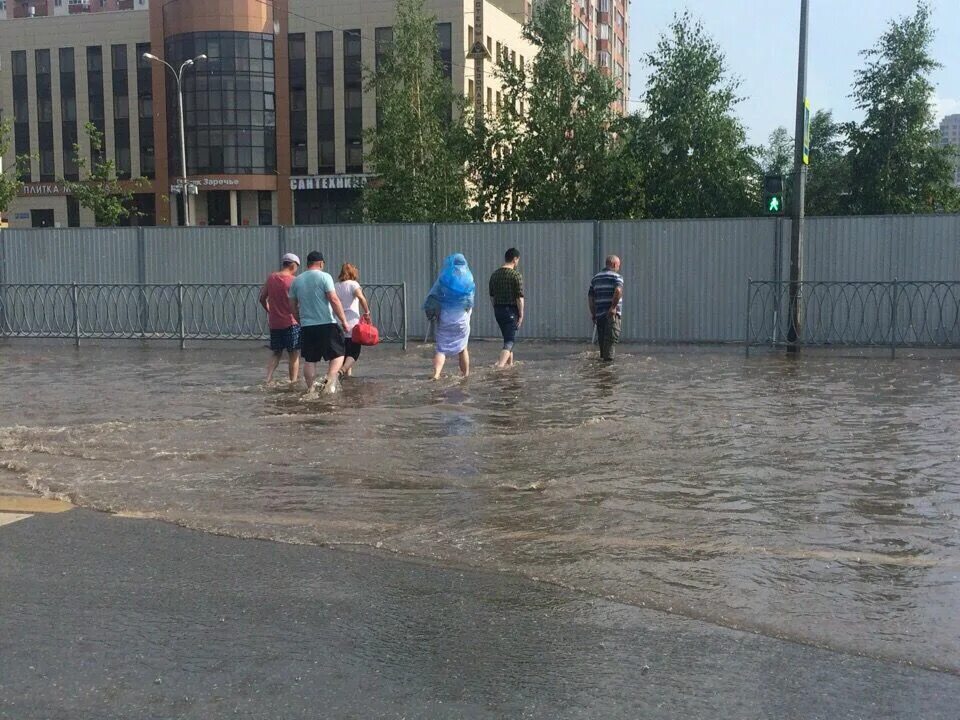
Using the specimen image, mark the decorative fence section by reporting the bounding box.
[746,281,960,353]
[0,283,407,348]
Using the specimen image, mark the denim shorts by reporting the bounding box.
[494,304,520,350]
[269,324,301,353]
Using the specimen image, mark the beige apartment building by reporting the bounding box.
[1,0,628,227]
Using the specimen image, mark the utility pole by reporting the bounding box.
[787,0,809,353]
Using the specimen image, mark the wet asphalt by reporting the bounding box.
[0,510,957,720]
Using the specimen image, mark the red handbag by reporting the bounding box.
[351,316,380,346]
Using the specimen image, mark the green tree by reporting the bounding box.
[0,120,32,217]
[629,12,759,219]
[805,109,851,216]
[362,0,469,222]
[761,126,793,177]
[63,122,136,226]
[846,2,959,214]
[470,0,638,221]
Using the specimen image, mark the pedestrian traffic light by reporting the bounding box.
[763,174,785,215]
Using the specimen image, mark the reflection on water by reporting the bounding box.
[1,340,959,672]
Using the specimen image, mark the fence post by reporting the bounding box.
[401,282,408,351]
[745,278,752,357]
[137,226,148,335]
[429,223,439,280]
[890,278,898,360]
[278,224,287,259]
[72,282,80,347]
[593,220,602,276]
[0,226,6,336]
[178,283,186,350]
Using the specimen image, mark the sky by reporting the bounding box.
[627,0,960,145]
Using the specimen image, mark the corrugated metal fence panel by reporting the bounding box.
[143,226,281,284]
[1,228,140,283]
[284,223,433,337]
[602,218,776,342]
[435,222,596,339]
[804,217,894,281]
[888,214,960,280]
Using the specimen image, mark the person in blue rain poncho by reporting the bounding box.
[424,253,475,379]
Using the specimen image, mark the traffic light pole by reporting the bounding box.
[787,0,809,353]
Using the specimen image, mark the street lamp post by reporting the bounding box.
[142,52,207,226]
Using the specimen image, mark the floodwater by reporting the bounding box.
[1,340,958,673]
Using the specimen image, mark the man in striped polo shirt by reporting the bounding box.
[588,255,624,362]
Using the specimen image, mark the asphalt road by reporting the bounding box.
[1,510,957,719]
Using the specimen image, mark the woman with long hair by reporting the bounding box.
[334,263,371,378]
[424,253,475,380]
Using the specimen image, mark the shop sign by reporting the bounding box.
[289,174,371,191]
[200,177,241,188]
[19,183,68,196]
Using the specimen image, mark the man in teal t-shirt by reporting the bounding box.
[289,251,349,393]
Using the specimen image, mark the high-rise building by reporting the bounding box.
[571,0,629,114]
[940,113,960,187]
[0,0,628,228]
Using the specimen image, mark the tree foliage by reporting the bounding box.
[469,0,637,221]
[362,0,469,222]
[0,120,32,215]
[761,126,793,177]
[805,110,851,216]
[845,2,959,214]
[627,12,759,219]
[63,122,136,226]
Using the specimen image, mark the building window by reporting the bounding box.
[112,44,131,179]
[59,48,79,180]
[257,190,272,225]
[67,196,81,227]
[316,31,335,173]
[87,46,106,167]
[288,33,307,175]
[343,30,363,173]
[136,42,155,178]
[36,49,56,181]
[12,51,31,181]
[165,31,277,175]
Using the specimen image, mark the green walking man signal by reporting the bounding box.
[763,174,785,215]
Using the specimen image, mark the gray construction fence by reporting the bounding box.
[1,214,959,345]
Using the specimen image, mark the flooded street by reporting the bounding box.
[2,340,958,672]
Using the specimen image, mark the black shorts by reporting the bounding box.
[300,323,345,363]
[344,337,362,361]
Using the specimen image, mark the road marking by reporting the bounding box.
[0,513,33,527]
[0,496,72,514]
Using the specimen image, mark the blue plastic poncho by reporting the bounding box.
[424,253,475,314]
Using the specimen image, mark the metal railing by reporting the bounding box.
[746,280,960,355]
[0,283,408,349]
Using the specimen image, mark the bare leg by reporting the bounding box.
[287,350,301,383]
[303,361,318,390]
[341,357,356,376]
[506,350,514,366]
[266,351,282,384]
[495,349,512,368]
[323,356,345,393]
[459,348,470,377]
[432,353,446,380]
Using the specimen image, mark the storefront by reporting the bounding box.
[291,174,370,225]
